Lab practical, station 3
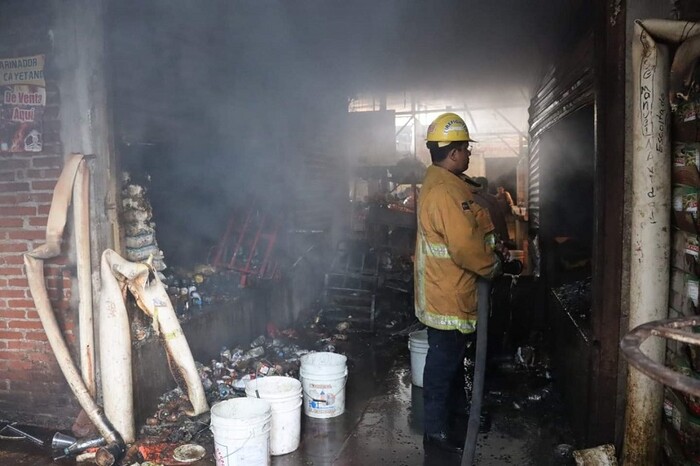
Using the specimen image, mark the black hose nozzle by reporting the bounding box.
[502,259,522,276]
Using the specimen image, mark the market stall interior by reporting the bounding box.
[7,0,700,465]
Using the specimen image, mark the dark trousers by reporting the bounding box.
[423,327,476,434]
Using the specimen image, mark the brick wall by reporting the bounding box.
[0,0,81,428]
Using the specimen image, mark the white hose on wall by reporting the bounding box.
[99,249,136,442]
[102,250,209,418]
[25,152,208,449]
[24,154,121,447]
[100,250,209,440]
[73,159,95,396]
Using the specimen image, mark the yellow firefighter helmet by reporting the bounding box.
[426,112,475,147]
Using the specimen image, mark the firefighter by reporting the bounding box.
[415,112,502,454]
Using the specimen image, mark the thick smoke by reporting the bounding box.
[106,0,568,265]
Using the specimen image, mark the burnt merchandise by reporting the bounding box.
[120,172,167,272]
[674,143,700,188]
[551,277,592,321]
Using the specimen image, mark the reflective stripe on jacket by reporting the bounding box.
[414,165,500,333]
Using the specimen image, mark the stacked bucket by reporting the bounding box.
[210,352,349,465]
[245,377,302,456]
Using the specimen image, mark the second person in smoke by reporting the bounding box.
[496,185,514,213]
[415,112,502,455]
[473,176,510,244]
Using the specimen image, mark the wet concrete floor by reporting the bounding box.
[0,331,573,465]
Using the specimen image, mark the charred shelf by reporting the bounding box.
[550,281,592,344]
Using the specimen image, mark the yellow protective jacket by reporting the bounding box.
[414,165,501,333]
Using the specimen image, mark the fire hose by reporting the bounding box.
[461,277,491,466]
[24,153,208,465]
[462,257,521,465]
[24,154,125,464]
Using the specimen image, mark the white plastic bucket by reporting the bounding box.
[210,397,272,466]
[299,352,348,418]
[245,376,302,456]
[408,330,429,387]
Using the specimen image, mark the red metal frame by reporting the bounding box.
[211,207,280,287]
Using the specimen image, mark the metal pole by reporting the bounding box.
[623,21,672,465]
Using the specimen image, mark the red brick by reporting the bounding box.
[0,194,17,204]
[0,160,30,170]
[0,218,23,228]
[10,380,63,394]
[31,157,61,168]
[0,279,7,287]
[7,320,42,330]
[0,267,23,276]
[0,289,25,298]
[0,243,28,253]
[0,256,25,265]
[55,302,70,312]
[7,299,35,309]
[37,205,50,215]
[0,182,30,193]
[0,310,26,319]
[40,142,63,154]
[0,206,35,216]
[25,168,61,179]
[29,352,53,363]
[44,277,61,287]
[8,230,44,240]
[30,180,57,191]
[7,278,27,287]
[0,331,23,339]
[0,351,26,360]
[0,172,16,182]
[19,192,52,204]
[25,310,38,319]
[27,216,47,227]
[7,340,45,351]
[4,369,37,382]
[44,256,67,266]
[24,332,47,341]
[6,360,32,371]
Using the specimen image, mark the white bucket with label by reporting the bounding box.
[245,376,302,456]
[299,352,348,418]
[210,397,272,466]
[408,329,429,387]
